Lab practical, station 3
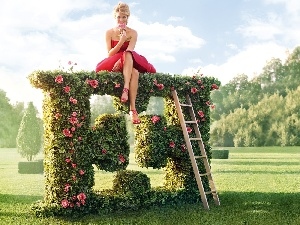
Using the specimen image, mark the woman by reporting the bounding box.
[95,2,156,124]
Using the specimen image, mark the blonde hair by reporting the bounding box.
[113,2,130,17]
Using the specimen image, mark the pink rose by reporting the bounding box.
[69,97,77,104]
[211,84,219,90]
[69,117,78,125]
[169,141,175,148]
[55,113,62,119]
[118,154,126,163]
[77,192,86,201]
[55,75,63,83]
[61,199,69,208]
[191,87,198,94]
[198,111,205,118]
[64,86,71,93]
[65,158,71,163]
[156,83,164,90]
[151,115,160,124]
[102,149,107,154]
[87,79,99,88]
[63,129,72,137]
[118,23,126,30]
[64,184,71,192]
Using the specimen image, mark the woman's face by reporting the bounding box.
[115,12,128,25]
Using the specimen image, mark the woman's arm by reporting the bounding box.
[126,29,137,51]
[106,29,125,57]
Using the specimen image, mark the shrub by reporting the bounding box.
[18,159,44,174]
[89,113,130,172]
[211,150,229,159]
[112,170,151,196]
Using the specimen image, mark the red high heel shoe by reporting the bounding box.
[121,88,129,103]
[129,109,141,124]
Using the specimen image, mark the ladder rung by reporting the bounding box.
[172,90,220,209]
[199,172,211,177]
[205,189,217,195]
[180,103,192,107]
[190,138,202,141]
[185,121,197,124]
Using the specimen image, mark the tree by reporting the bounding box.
[16,102,43,161]
[0,90,24,147]
[145,97,164,115]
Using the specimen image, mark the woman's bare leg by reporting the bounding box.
[121,52,133,102]
[129,68,139,110]
[129,68,140,123]
[121,52,140,123]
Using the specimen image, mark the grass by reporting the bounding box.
[0,146,300,224]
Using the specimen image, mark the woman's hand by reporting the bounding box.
[119,29,127,43]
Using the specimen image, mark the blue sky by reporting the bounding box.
[0,0,299,112]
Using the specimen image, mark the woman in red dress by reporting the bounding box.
[95,2,156,124]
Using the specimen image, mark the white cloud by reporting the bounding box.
[226,43,238,50]
[182,42,289,85]
[188,58,203,64]
[237,13,282,40]
[264,0,300,15]
[167,16,184,22]
[0,1,204,113]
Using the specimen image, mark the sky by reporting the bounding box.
[1,0,300,112]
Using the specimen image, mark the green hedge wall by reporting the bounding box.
[18,160,44,174]
[28,70,220,217]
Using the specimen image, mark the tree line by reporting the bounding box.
[210,46,300,147]
[0,90,24,147]
[0,92,43,160]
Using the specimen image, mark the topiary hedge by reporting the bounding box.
[28,70,220,217]
[18,159,44,174]
[211,150,229,159]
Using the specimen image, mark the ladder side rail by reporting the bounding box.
[186,94,221,206]
[172,90,210,209]
[186,95,212,172]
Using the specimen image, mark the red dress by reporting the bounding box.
[95,40,156,73]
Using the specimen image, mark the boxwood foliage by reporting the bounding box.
[28,70,220,217]
[212,149,229,159]
[89,113,130,172]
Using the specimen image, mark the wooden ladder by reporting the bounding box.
[172,90,220,210]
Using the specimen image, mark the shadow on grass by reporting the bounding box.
[0,194,42,204]
[212,161,300,166]
[0,192,299,224]
[55,191,300,225]
[215,170,299,174]
[0,194,42,218]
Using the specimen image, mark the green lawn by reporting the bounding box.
[0,146,299,225]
